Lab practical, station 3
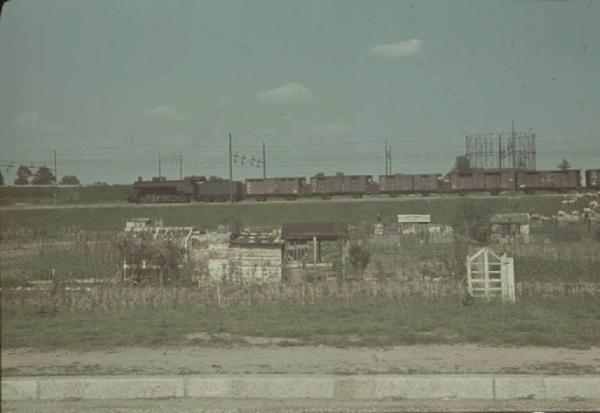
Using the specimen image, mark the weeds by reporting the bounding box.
[2,296,599,349]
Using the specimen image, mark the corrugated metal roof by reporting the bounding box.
[191,231,232,244]
[231,229,283,247]
[490,213,530,224]
[281,223,347,240]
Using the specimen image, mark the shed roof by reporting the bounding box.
[231,229,283,247]
[490,213,530,224]
[397,214,431,224]
[281,222,347,240]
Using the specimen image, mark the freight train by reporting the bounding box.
[128,169,600,203]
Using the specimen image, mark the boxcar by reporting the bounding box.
[196,179,243,202]
[310,175,372,198]
[516,170,581,192]
[379,174,440,195]
[586,170,600,190]
[245,177,305,200]
[449,171,515,194]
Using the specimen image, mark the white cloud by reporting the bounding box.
[369,38,423,59]
[143,105,185,122]
[257,83,314,103]
[310,122,351,137]
[18,110,64,132]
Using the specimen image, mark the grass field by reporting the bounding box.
[0,195,575,234]
[2,297,599,349]
[0,185,131,205]
[2,193,598,351]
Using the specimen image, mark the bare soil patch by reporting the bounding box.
[3,344,600,376]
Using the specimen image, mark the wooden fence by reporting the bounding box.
[2,279,599,312]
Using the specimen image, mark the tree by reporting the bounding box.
[31,166,56,185]
[14,165,32,185]
[453,155,472,174]
[60,175,80,185]
[557,159,571,171]
[313,172,325,178]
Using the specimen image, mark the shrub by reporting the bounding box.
[117,233,186,285]
[348,244,370,273]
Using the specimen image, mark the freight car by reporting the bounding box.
[245,177,305,201]
[448,171,516,195]
[585,170,600,190]
[515,170,581,193]
[310,174,373,199]
[379,174,441,196]
[195,179,243,202]
[129,176,205,203]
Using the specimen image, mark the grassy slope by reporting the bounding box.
[2,297,599,349]
[0,196,566,233]
[0,185,131,205]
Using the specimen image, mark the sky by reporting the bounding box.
[0,0,599,184]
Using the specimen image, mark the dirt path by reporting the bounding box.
[3,344,599,376]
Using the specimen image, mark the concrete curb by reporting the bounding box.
[2,374,600,402]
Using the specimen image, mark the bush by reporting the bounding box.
[594,227,600,243]
[117,233,186,285]
[348,244,370,273]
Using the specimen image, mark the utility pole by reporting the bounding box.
[388,143,392,175]
[511,120,516,169]
[262,142,266,179]
[53,150,58,205]
[384,140,388,176]
[53,150,58,186]
[229,133,233,204]
[498,134,502,169]
[158,153,162,179]
[179,153,183,180]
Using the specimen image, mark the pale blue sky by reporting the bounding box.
[1,0,599,183]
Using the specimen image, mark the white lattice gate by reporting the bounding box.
[467,247,515,302]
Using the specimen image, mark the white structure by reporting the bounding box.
[397,214,431,224]
[467,247,515,302]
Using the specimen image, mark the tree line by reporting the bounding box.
[0,165,79,186]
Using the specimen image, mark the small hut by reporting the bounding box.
[489,213,530,243]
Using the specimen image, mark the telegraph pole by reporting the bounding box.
[179,153,183,180]
[53,150,58,186]
[229,133,233,204]
[53,150,58,205]
[262,142,266,178]
[158,153,162,179]
[498,134,502,169]
[388,143,392,175]
[511,120,516,169]
[384,140,388,176]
